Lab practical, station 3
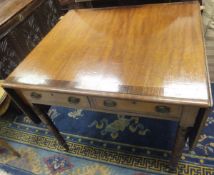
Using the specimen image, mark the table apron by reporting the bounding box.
[19,89,202,123]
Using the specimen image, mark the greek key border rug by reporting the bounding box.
[0,84,214,175]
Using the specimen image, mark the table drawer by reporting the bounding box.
[22,90,90,108]
[92,97,182,118]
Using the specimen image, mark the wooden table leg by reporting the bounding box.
[4,88,41,124]
[0,139,21,157]
[30,104,69,151]
[4,88,68,151]
[169,125,189,170]
[169,106,199,171]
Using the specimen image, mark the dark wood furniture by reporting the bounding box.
[1,2,212,170]
[58,0,202,9]
[0,0,61,80]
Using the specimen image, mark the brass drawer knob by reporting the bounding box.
[31,92,42,99]
[155,105,170,113]
[68,96,80,104]
[104,100,117,107]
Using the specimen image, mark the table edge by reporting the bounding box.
[70,1,200,12]
[1,78,211,107]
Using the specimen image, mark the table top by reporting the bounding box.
[3,2,212,107]
[0,0,33,27]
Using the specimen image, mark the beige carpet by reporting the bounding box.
[203,0,214,82]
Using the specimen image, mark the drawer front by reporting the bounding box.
[22,90,90,108]
[92,97,182,118]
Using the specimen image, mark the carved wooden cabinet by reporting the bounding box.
[0,0,61,79]
[58,0,201,9]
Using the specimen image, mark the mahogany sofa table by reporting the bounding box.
[1,1,212,169]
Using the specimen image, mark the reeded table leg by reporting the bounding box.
[4,88,68,151]
[4,88,41,124]
[169,125,189,170]
[30,104,69,151]
[169,106,199,171]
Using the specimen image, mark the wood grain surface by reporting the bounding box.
[2,2,212,107]
[0,0,33,27]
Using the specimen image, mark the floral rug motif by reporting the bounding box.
[0,85,214,175]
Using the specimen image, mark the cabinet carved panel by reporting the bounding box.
[0,36,21,79]
[43,0,60,32]
[17,14,44,52]
[0,0,60,79]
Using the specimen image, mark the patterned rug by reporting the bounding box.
[0,85,214,175]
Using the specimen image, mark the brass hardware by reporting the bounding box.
[68,96,80,104]
[31,92,42,99]
[155,105,170,113]
[103,100,117,107]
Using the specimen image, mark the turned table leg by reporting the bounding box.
[3,88,41,124]
[169,125,189,170]
[30,104,69,151]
